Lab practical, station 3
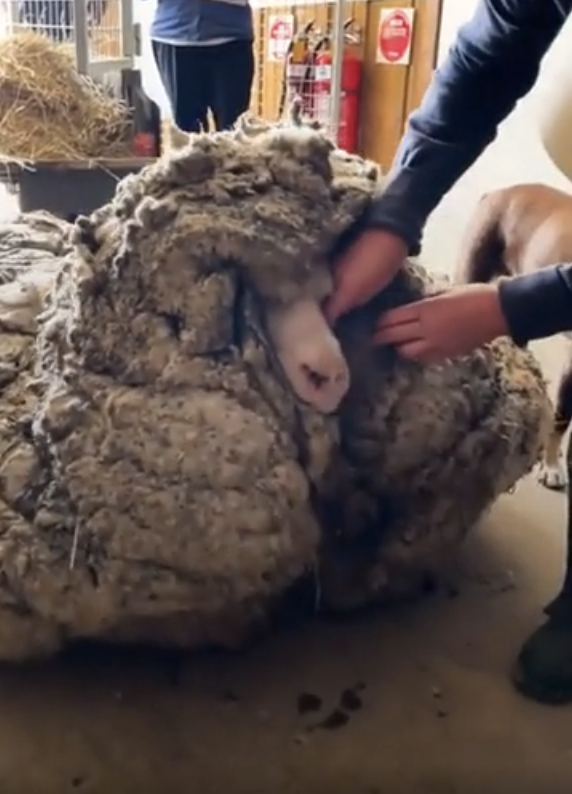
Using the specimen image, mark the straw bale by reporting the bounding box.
[0,31,131,163]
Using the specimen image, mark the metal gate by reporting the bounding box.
[0,0,135,78]
[250,0,358,144]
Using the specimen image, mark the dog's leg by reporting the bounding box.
[455,191,508,285]
[512,432,572,704]
[538,361,572,491]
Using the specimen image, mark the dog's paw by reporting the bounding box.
[537,460,568,491]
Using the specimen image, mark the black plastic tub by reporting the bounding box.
[0,158,155,221]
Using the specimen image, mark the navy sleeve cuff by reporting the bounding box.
[498,267,572,347]
[360,169,426,257]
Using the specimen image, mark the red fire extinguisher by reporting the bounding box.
[313,19,363,154]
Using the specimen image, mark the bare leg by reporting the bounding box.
[512,431,572,704]
[538,360,572,491]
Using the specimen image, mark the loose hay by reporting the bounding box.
[0,115,553,661]
[0,31,132,163]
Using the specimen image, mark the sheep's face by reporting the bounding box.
[264,296,350,414]
[70,123,377,416]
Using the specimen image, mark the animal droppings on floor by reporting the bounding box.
[316,709,350,730]
[339,687,363,712]
[297,692,323,714]
[297,683,367,733]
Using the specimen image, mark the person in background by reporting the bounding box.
[150,0,254,133]
[326,0,572,705]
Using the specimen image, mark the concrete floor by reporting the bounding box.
[3,467,572,794]
[2,173,572,791]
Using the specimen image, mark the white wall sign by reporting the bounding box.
[267,14,294,62]
[376,7,415,66]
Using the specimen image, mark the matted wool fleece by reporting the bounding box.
[0,119,552,660]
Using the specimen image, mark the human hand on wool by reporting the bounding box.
[373,283,510,363]
[325,229,408,323]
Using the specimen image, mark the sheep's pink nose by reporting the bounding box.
[288,347,350,414]
[265,296,351,413]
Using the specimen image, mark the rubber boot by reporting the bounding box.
[511,435,572,705]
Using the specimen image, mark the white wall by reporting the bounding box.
[420,0,572,273]
[135,0,172,118]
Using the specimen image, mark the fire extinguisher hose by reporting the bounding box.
[300,34,328,105]
[277,38,294,118]
[277,19,315,119]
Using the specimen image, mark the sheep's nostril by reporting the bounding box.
[292,356,350,413]
[301,364,330,390]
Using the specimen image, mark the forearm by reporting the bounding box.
[362,0,570,254]
[499,263,572,346]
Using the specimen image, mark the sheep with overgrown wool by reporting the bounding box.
[0,118,551,661]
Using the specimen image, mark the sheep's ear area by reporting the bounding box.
[306,266,334,306]
[265,297,350,414]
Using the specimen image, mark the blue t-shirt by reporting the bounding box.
[150,0,253,45]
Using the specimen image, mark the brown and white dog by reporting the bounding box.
[456,183,572,491]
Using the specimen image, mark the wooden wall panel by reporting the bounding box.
[91,0,123,59]
[360,0,412,170]
[403,0,443,129]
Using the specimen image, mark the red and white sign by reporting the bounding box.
[268,14,294,62]
[376,7,415,65]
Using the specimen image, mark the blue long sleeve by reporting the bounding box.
[362,0,571,255]
[498,263,572,345]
